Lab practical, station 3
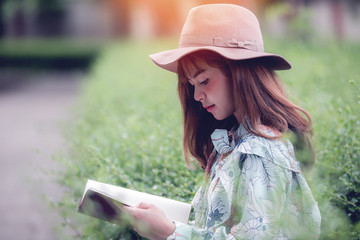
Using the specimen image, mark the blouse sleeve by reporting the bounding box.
[167,153,292,240]
[230,154,291,239]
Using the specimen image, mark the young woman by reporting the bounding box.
[125,4,321,239]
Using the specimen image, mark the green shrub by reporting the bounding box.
[0,39,101,70]
[314,80,360,239]
[56,39,360,239]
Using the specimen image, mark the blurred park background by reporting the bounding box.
[0,0,359,239]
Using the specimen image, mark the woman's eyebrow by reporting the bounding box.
[192,69,205,79]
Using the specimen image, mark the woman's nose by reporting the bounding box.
[194,86,205,102]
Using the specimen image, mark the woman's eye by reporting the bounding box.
[200,78,209,85]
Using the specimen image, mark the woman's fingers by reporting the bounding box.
[122,203,174,240]
[136,202,153,209]
[122,205,142,220]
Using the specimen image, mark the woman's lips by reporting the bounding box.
[204,104,215,112]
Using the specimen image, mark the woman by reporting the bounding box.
[125,4,321,239]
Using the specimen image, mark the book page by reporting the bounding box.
[79,179,191,224]
[78,189,130,225]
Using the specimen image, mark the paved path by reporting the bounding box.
[0,72,83,240]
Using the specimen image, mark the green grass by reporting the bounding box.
[55,38,360,239]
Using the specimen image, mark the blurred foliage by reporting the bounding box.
[2,0,64,19]
[0,38,102,57]
[264,2,314,42]
[55,38,359,239]
[0,38,102,70]
[2,0,37,20]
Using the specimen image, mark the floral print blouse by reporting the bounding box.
[168,124,321,239]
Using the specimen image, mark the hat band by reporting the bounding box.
[179,34,263,51]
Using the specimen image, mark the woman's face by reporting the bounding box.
[187,60,235,121]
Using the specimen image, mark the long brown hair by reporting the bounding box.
[177,50,314,170]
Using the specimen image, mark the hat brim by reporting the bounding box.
[149,46,291,73]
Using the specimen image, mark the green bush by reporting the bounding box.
[314,80,360,239]
[56,39,360,239]
[0,39,101,70]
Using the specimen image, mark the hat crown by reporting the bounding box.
[179,4,264,51]
[149,4,291,73]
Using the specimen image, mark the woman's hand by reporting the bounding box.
[123,202,175,240]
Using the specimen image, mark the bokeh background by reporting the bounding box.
[0,0,359,240]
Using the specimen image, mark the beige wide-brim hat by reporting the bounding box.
[149,4,291,73]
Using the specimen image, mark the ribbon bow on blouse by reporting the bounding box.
[205,129,236,177]
[211,129,236,154]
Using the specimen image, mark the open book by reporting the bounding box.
[78,179,191,225]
